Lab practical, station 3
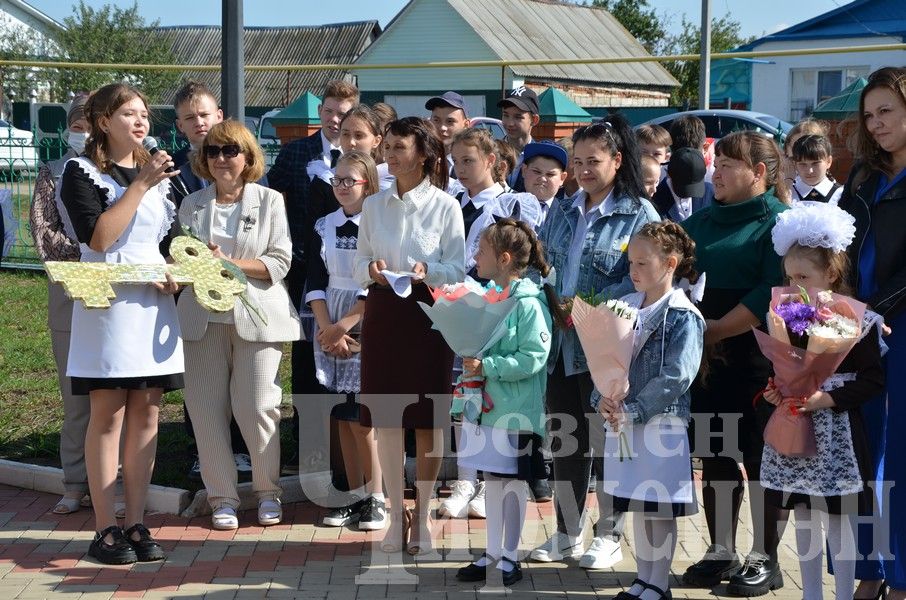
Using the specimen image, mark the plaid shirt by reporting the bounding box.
[267,130,323,261]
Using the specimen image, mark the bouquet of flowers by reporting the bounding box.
[417,278,519,423]
[754,286,866,457]
[571,292,639,460]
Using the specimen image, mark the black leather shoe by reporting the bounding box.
[124,523,165,562]
[457,553,494,582]
[682,544,741,587]
[726,552,783,596]
[500,557,523,587]
[530,478,553,503]
[88,525,137,565]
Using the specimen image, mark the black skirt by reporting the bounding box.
[765,488,865,515]
[606,491,699,518]
[486,432,547,481]
[72,373,184,396]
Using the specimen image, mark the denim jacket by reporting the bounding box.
[591,288,705,423]
[538,190,660,374]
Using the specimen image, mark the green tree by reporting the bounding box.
[0,15,61,108]
[590,0,667,55]
[56,1,178,103]
[662,16,755,107]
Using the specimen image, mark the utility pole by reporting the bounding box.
[222,0,245,122]
[698,0,711,109]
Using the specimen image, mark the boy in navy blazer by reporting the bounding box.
[171,81,224,207]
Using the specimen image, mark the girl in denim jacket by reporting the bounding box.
[595,222,705,600]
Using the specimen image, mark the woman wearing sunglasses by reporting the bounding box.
[177,119,301,530]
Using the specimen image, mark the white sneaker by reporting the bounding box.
[258,499,282,526]
[530,531,584,562]
[579,536,623,569]
[212,506,238,530]
[439,480,475,518]
[467,481,487,518]
[234,453,253,472]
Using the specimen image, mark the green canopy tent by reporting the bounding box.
[811,78,867,119]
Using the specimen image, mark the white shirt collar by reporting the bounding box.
[572,188,616,220]
[391,177,434,209]
[794,176,835,199]
[328,207,361,227]
[461,182,503,209]
[666,178,693,219]
[320,130,340,159]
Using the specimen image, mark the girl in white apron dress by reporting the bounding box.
[307,151,387,531]
[55,84,183,566]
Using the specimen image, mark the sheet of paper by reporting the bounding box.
[380,270,422,298]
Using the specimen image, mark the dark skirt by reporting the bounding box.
[72,373,184,396]
[331,393,360,422]
[765,488,864,515]
[359,284,454,429]
[607,492,699,518]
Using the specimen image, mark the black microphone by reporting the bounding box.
[142,136,190,199]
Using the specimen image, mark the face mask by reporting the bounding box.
[67,131,88,154]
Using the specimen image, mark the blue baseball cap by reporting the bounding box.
[522,141,569,170]
[425,91,467,112]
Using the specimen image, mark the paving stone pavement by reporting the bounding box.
[0,482,836,599]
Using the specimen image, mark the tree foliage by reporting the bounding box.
[0,15,60,105]
[56,1,178,103]
[590,0,666,56]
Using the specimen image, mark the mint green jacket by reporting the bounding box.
[479,278,553,436]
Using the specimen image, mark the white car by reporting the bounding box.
[0,119,39,174]
[257,109,281,168]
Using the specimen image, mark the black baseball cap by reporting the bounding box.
[425,91,467,112]
[497,86,540,114]
[667,147,706,198]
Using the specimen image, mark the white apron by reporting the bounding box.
[62,158,184,379]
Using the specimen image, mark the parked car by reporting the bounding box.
[257,109,281,167]
[639,109,794,144]
[470,116,505,140]
[0,119,39,174]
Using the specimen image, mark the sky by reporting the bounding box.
[25,0,848,41]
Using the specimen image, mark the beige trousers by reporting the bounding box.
[183,323,283,509]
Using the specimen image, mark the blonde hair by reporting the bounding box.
[784,118,828,155]
[336,150,379,198]
[192,119,265,183]
[323,80,359,104]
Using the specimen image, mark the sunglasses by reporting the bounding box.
[204,144,242,159]
[329,177,368,189]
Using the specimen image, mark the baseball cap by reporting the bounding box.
[425,91,467,112]
[523,141,568,170]
[667,147,706,198]
[497,86,540,114]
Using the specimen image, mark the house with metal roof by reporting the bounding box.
[354,0,678,118]
[710,0,906,121]
[153,21,381,109]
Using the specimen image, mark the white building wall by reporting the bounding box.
[749,36,902,120]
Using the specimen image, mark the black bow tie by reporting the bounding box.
[330,148,341,169]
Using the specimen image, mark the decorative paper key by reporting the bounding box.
[45,236,248,311]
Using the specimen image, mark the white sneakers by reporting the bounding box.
[212,506,238,530]
[579,536,624,569]
[439,480,475,518]
[530,532,584,562]
[467,481,487,518]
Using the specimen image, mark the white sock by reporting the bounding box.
[637,517,677,600]
[453,423,478,486]
[827,513,856,600]
[370,492,385,503]
[484,474,505,564]
[631,515,650,596]
[500,478,527,569]
[794,504,825,600]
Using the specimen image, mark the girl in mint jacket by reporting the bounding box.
[455,218,564,588]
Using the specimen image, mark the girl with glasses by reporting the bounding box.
[177,119,301,531]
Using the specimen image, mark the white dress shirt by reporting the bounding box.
[666,178,694,221]
[354,177,466,288]
[460,182,504,270]
[793,176,842,205]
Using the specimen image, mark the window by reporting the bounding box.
[790,67,869,121]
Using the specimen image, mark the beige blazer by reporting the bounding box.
[176,182,302,343]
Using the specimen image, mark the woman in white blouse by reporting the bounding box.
[177,120,301,531]
[354,117,465,554]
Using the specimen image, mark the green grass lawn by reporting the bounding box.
[0,268,296,491]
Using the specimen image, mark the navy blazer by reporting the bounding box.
[651,178,714,222]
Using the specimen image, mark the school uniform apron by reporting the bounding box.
[66,168,184,380]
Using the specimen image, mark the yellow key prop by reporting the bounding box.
[45,236,248,311]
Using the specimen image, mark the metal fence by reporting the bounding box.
[0,131,282,269]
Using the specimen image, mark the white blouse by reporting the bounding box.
[354,176,466,289]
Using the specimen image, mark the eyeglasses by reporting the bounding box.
[204,144,242,159]
[329,177,368,188]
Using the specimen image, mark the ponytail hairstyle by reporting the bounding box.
[339,104,384,161]
[493,138,518,184]
[481,218,570,330]
[84,82,152,174]
[384,116,448,190]
[572,112,646,201]
[634,221,699,285]
[715,131,791,204]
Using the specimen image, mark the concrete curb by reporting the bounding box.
[0,459,191,515]
[181,471,332,517]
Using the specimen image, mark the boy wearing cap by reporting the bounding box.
[498,86,541,193]
[521,140,569,229]
[651,147,714,222]
[426,91,470,195]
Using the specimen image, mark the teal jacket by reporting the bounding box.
[479,278,553,436]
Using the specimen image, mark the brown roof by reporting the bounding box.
[153,22,380,107]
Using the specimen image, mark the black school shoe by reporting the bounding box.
[124,523,165,562]
[88,526,137,565]
[725,552,783,596]
[682,544,741,587]
[530,478,553,503]
[499,557,523,587]
[457,553,494,582]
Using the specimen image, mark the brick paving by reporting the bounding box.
[0,482,830,599]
